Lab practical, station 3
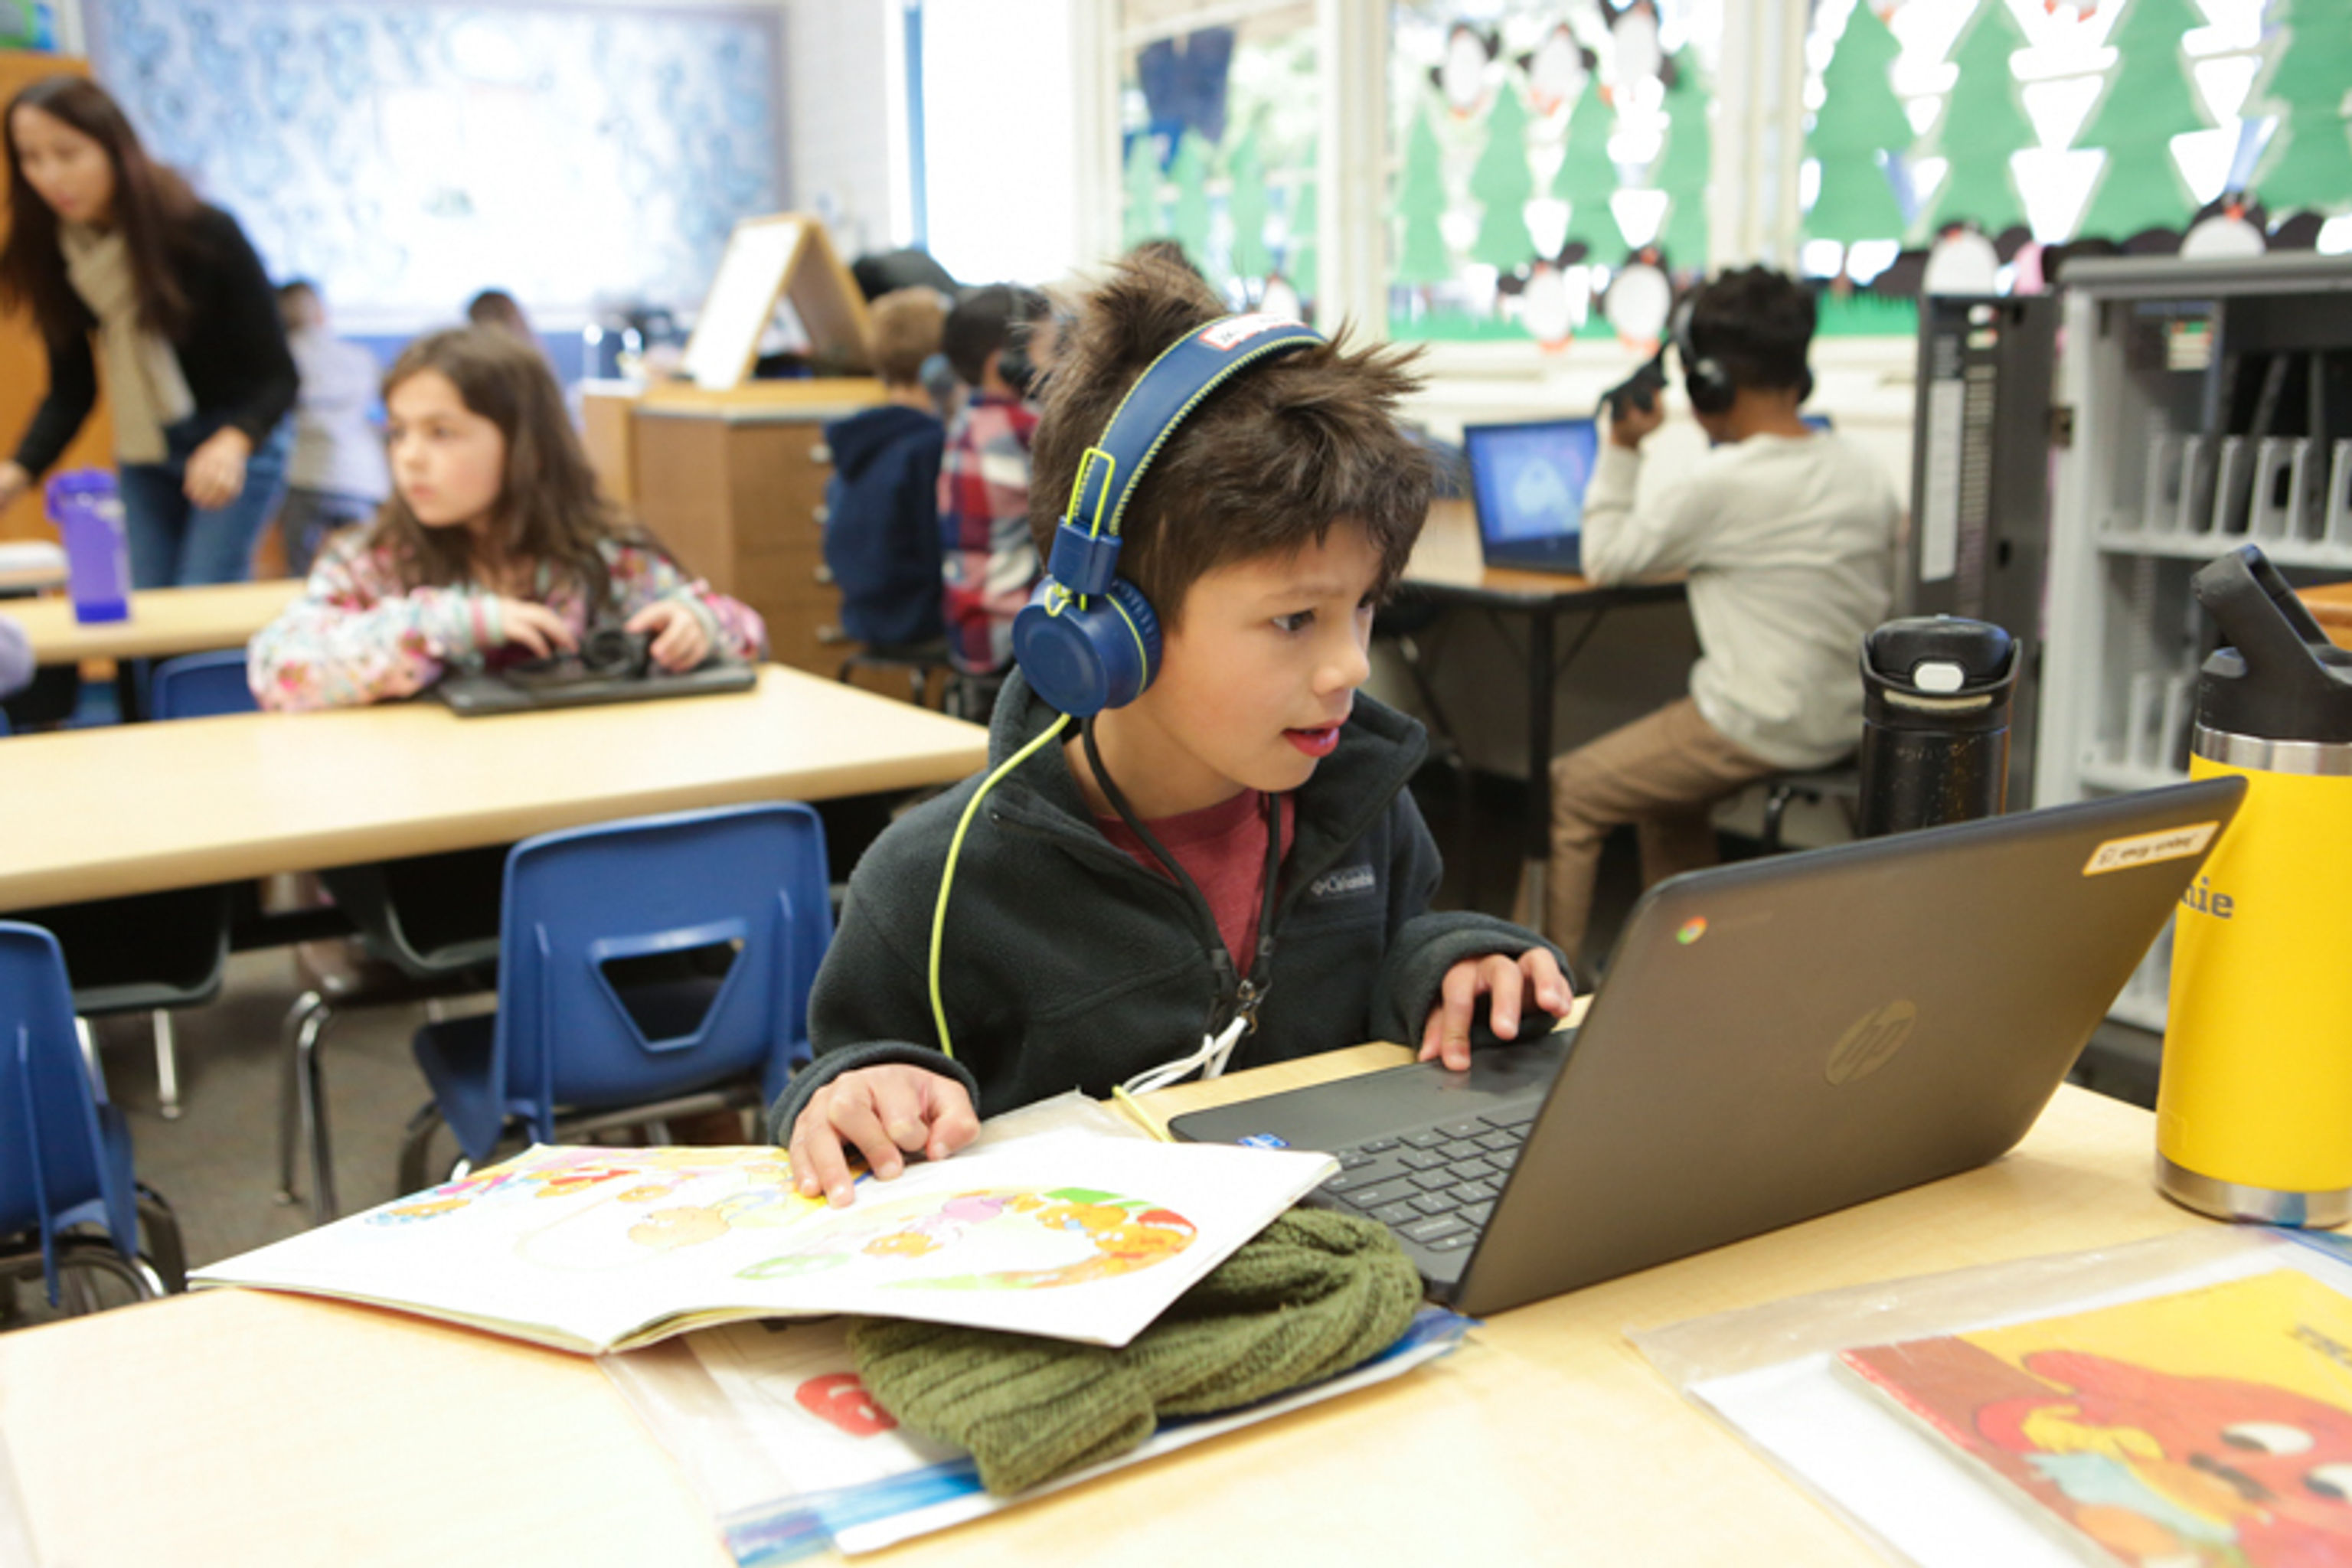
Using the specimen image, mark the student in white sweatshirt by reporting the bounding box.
[275,279,390,578]
[1544,266,1900,965]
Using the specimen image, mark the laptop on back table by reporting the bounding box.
[1172,779,2245,1317]
[1461,417,1599,573]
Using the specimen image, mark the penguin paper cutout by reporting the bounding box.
[1432,23,1501,118]
[2182,194,2269,260]
[1922,223,2002,295]
[1519,23,1599,116]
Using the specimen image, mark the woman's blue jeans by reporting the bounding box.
[116,416,294,589]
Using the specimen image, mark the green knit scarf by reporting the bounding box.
[846,1207,1423,1494]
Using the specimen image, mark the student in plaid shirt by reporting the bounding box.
[937,284,1056,681]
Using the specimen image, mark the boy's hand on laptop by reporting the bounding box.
[1419,949,1575,1071]
[789,1066,980,1208]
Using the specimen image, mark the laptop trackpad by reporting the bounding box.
[1166,1034,1572,1154]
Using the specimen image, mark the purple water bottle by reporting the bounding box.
[46,469,131,624]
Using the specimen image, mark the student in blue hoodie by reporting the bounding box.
[822,289,951,654]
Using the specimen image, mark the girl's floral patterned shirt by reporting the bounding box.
[248,528,767,711]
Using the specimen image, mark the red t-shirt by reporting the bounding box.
[1096,790,1297,976]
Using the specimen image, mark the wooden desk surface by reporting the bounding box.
[11,578,302,663]
[0,1053,2218,1568]
[0,664,987,911]
[2301,579,2352,648]
[1405,497,1684,605]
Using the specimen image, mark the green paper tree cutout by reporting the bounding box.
[2076,0,2208,239]
[1806,4,1912,242]
[1654,63,1713,266]
[2256,0,2352,217]
[1926,0,2034,235]
[1396,105,1453,285]
[1288,142,1321,299]
[1226,126,1272,289]
[1169,130,1214,267]
[1468,82,1538,268]
[1122,135,1165,250]
[1553,77,1622,254]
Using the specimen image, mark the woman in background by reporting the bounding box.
[0,74,296,586]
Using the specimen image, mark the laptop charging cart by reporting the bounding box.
[2037,252,2352,1034]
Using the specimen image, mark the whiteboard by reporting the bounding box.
[681,217,805,391]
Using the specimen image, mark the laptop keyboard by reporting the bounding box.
[1314,1100,1542,1254]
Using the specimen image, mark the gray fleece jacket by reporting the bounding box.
[765,668,1566,1140]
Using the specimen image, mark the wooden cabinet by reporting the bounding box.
[599,380,886,678]
[0,51,116,545]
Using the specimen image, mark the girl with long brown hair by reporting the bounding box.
[247,327,765,710]
[0,75,296,586]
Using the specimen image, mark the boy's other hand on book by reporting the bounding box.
[791,1066,980,1207]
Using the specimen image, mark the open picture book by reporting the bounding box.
[1834,1267,2352,1568]
[192,1132,1337,1354]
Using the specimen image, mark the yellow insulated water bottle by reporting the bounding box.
[2158,546,2352,1225]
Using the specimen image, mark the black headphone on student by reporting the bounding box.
[994,287,1050,397]
[1010,312,1326,717]
[1674,300,1815,416]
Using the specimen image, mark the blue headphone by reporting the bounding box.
[1011,312,1325,717]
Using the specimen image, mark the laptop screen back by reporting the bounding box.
[1463,419,1599,549]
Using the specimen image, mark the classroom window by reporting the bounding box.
[1802,0,2323,262]
[1117,2,1320,318]
[920,0,1083,286]
[1387,0,1723,349]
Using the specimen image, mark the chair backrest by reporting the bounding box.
[151,650,259,720]
[488,804,832,1138]
[0,923,139,1285]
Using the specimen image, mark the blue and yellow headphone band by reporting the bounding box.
[1060,315,1325,550]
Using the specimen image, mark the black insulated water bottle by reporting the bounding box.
[1857,616,2020,837]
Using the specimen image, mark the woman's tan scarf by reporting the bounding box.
[60,221,194,464]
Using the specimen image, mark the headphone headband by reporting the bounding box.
[1017,312,1324,718]
[1063,314,1325,544]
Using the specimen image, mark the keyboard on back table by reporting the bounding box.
[1312,1099,1543,1254]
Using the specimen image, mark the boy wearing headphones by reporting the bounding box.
[774,254,1570,1206]
[1543,266,1900,968]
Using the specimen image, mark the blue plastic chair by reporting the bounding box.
[149,650,259,720]
[397,803,831,1189]
[0,923,186,1310]
[31,652,253,1125]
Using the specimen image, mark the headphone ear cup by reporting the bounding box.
[1686,357,1736,416]
[1012,577,1161,717]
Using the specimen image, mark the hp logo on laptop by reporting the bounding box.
[1826,1001,1917,1086]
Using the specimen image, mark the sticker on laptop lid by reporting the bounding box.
[2082,822,2221,877]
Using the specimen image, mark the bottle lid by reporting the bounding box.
[43,468,119,508]
[2193,545,2352,746]
[1860,616,2018,733]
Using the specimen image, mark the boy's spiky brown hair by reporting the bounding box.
[1028,255,1432,626]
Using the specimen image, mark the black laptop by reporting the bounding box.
[1172,779,2245,1317]
[1461,416,1600,573]
[436,660,756,716]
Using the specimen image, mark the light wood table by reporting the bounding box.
[9,578,301,665]
[0,663,986,912]
[0,1048,2220,1568]
[2301,579,2352,649]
